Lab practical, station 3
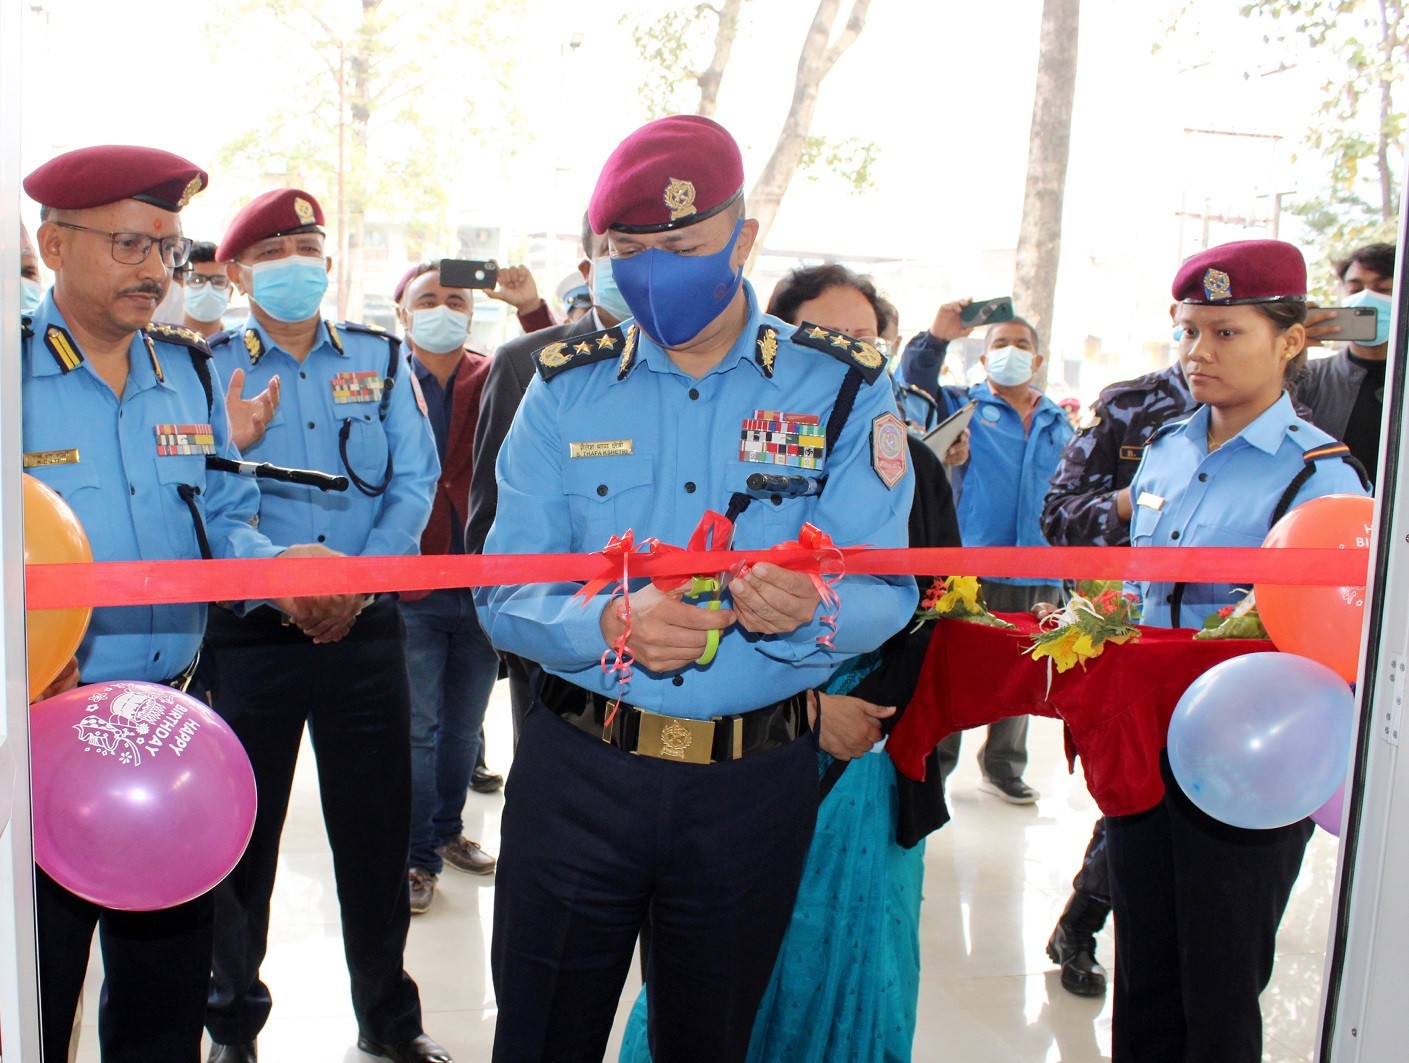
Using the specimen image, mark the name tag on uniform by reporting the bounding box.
[155,424,216,457]
[739,410,825,471]
[23,448,79,468]
[1119,445,1144,462]
[331,371,384,404]
[570,440,633,458]
[1136,491,1165,511]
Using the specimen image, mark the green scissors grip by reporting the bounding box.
[689,575,722,666]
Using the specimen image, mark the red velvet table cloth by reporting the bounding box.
[886,614,1270,816]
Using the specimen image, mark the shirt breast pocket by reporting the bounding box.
[32,461,114,561]
[339,409,390,481]
[155,454,210,558]
[1129,501,1160,547]
[562,456,654,550]
[1191,522,1267,549]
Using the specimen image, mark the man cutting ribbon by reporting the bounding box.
[474,115,917,1063]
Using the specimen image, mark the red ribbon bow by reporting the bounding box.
[770,522,846,649]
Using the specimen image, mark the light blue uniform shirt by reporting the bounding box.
[943,381,1073,587]
[477,284,918,719]
[22,294,281,683]
[211,316,438,558]
[1129,392,1369,628]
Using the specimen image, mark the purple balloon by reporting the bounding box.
[31,681,256,911]
[1312,782,1346,836]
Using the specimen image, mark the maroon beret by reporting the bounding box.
[588,115,744,235]
[393,262,437,304]
[1173,239,1307,305]
[23,145,206,213]
[217,188,326,263]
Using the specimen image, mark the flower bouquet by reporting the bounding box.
[912,575,1017,630]
[1026,588,1141,676]
[1193,589,1268,641]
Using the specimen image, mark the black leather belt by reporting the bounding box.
[539,674,810,765]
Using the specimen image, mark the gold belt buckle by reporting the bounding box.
[636,710,714,765]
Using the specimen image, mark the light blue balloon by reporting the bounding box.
[1168,652,1355,830]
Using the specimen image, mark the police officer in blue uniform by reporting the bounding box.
[197,189,448,1063]
[1106,240,1369,1063]
[477,116,917,1063]
[21,146,331,1063]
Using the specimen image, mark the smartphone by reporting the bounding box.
[1321,305,1379,342]
[439,258,499,290]
[959,296,1015,327]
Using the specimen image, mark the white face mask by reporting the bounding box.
[153,281,184,324]
[409,305,471,354]
[986,344,1034,387]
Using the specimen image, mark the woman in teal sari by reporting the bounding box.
[620,266,958,1062]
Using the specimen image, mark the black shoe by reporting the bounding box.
[357,1033,454,1062]
[207,1043,256,1063]
[470,766,503,793]
[979,776,1039,804]
[1046,891,1111,997]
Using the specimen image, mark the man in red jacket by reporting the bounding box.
[396,262,498,914]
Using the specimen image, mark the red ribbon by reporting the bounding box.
[651,511,737,594]
[23,546,1370,611]
[571,531,651,721]
[767,523,845,648]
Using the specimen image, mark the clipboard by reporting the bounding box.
[922,401,976,459]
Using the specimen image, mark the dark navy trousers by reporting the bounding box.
[490,703,819,1063]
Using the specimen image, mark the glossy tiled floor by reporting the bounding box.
[74,685,1339,1061]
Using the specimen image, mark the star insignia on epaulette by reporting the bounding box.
[755,326,779,378]
[147,322,206,347]
[791,320,885,385]
[534,325,631,381]
[244,328,266,365]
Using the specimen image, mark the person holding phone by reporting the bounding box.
[936,315,1073,803]
[1299,241,1397,482]
[1108,240,1368,1062]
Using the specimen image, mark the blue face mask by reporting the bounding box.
[183,279,231,323]
[249,256,329,323]
[610,219,745,348]
[1343,287,1393,346]
[20,278,43,317]
[591,255,633,323]
[409,305,470,354]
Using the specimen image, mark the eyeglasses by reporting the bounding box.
[54,222,193,269]
[184,272,231,290]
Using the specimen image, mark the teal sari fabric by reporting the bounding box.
[619,656,926,1062]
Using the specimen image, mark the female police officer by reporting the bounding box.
[1107,239,1369,1062]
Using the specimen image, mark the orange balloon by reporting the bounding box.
[23,474,93,700]
[1255,494,1373,684]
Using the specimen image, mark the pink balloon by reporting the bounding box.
[1312,782,1346,837]
[30,681,256,911]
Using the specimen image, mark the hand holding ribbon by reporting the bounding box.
[729,522,842,643]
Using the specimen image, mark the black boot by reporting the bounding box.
[1046,891,1110,997]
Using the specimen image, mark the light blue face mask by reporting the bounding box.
[183,279,231,323]
[20,278,43,317]
[409,305,470,354]
[591,255,633,323]
[249,256,329,323]
[985,344,1034,387]
[1343,288,1393,346]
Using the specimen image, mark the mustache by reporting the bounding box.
[118,283,165,299]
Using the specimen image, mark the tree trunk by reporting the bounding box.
[744,0,869,271]
[696,0,743,117]
[1012,0,1080,387]
[1375,0,1399,221]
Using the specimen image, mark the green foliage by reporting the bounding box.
[206,0,521,232]
[798,134,882,194]
[621,6,714,120]
[1239,0,1405,270]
